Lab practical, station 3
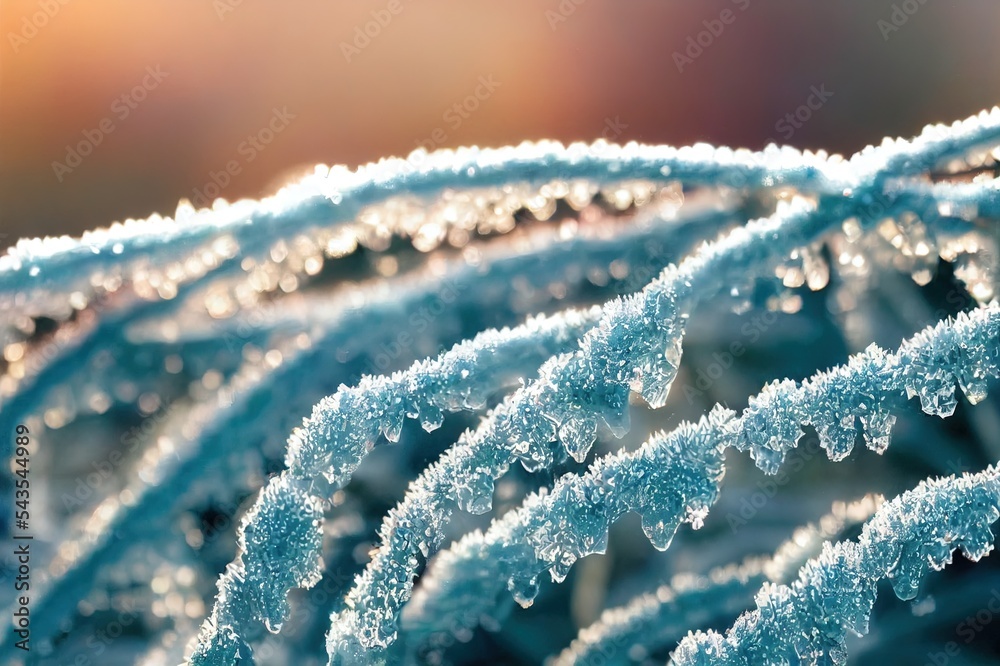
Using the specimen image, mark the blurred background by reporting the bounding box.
[2,0,1000,242]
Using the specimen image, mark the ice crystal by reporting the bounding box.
[672,468,1000,665]
[546,497,880,666]
[393,306,998,654]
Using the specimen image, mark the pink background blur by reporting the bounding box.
[1,1,998,241]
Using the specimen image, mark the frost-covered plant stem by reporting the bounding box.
[26,209,709,660]
[492,497,880,666]
[185,205,742,663]
[671,467,1000,664]
[190,310,599,662]
[401,305,999,652]
[325,156,1000,663]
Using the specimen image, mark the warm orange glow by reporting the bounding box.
[2,1,999,240]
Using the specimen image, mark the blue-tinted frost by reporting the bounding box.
[396,305,999,653]
[672,468,1000,665]
[325,108,1000,663]
[0,108,999,666]
[545,496,880,666]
